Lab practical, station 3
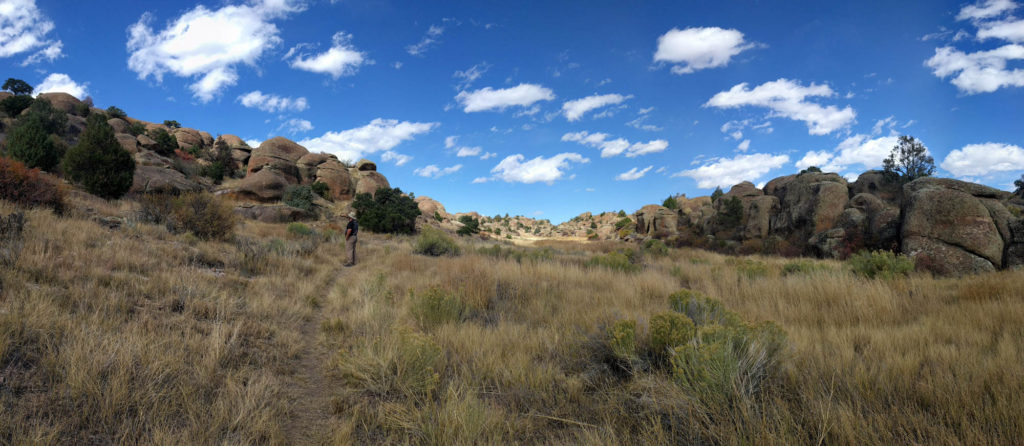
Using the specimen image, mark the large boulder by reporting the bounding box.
[850,170,902,206]
[354,170,390,197]
[1007,219,1024,268]
[115,134,138,154]
[771,172,849,237]
[744,195,779,240]
[636,205,678,238]
[246,137,308,182]
[315,159,354,201]
[136,134,158,151]
[234,168,292,202]
[724,181,763,199]
[130,166,202,194]
[107,118,130,134]
[848,193,901,250]
[416,196,448,220]
[297,153,331,184]
[233,204,314,223]
[356,159,377,171]
[172,127,205,150]
[901,177,1006,274]
[36,92,81,114]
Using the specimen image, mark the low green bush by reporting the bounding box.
[234,237,271,277]
[105,106,127,119]
[607,319,638,361]
[283,184,316,213]
[730,258,769,279]
[287,222,314,237]
[585,250,641,272]
[642,238,669,257]
[311,181,330,200]
[138,192,235,240]
[668,289,741,327]
[781,259,830,276]
[649,311,695,357]
[411,286,467,330]
[414,226,461,257]
[848,250,914,279]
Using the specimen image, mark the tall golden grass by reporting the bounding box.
[1,198,1022,444]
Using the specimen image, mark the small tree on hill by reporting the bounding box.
[62,114,135,199]
[663,195,679,210]
[6,99,68,171]
[716,196,744,229]
[883,135,935,182]
[0,95,33,117]
[164,120,181,129]
[149,128,179,157]
[1015,174,1024,198]
[457,215,480,236]
[352,187,421,234]
[105,106,127,119]
[2,78,32,95]
[711,186,724,203]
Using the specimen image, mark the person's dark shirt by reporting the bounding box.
[346,219,358,237]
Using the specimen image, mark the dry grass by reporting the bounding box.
[1,197,1022,444]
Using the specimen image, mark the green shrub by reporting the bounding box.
[311,181,330,200]
[848,250,914,279]
[283,185,316,213]
[711,187,724,203]
[607,319,638,360]
[411,286,467,329]
[148,128,179,157]
[105,106,127,119]
[127,122,146,136]
[2,78,33,95]
[414,226,461,257]
[433,211,443,222]
[352,187,420,234]
[186,145,202,157]
[0,157,65,212]
[585,250,640,273]
[799,166,822,175]
[668,289,741,327]
[642,238,669,257]
[6,118,64,171]
[163,120,181,129]
[614,217,633,230]
[717,196,744,229]
[0,95,33,117]
[617,210,627,217]
[731,258,769,279]
[457,215,480,236]
[287,222,314,237]
[781,259,830,276]
[61,114,134,199]
[138,192,235,240]
[663,195,679,210]
[671,321,786,405]
[199,161,228,183]
[649,312,695,356]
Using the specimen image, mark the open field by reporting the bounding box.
[2,199,1023,445]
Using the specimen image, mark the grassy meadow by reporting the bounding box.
[1,197,1023,444]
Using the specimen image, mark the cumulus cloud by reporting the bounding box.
[941,142,1024,176]
[795,135,902,172]
[298,118,438,163]
[654,26,757,74]
[407,24,444,56]
[616,166,653,181]
[278,118,313,133]
[561,131,668,158]
[127,1,304,102]
[0,0,63,65]
[562,93,632,121]
[238,90,308,112]
[675,153,790,189]
[927,1,1024,93]
[705,79,856,135]
[381,151,412,166]
[489,153,589,184]
[34,73,88,99]
[414,163,462,178]
[456,146,482,157]
[455,83,555,112]
[288,31,367,78]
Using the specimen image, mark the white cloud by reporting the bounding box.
[455,83,555,112]
[288,31,367,78]
[977,17,1024,42]
[381,151,412,166]
[454,62,491,89]
[705,78,856,135]
[654,26,757,74]
[34,73,88,99]
[562,131,668,158]
[480,152,497,160]
[245,138,262,147]
[675,153,790,189]
[278,118,313,133]
[489,153,589,184]
[796,135,902,173]
[127,2,303,102]
[616,165,653,181]
[925,44,1024,93]
[561,93,632,121]
[956,0,1017,21]
[795,150,833,170]
[238,90,308,112]
[941,142,1024,176]
[736,139,750,152]
[0,0,63,65]
[472,177,489,184]
[456,146,482,157]
[298,118,438,162]
[406,24,444,56]
[414,163,462,178]
[871,115,896,135]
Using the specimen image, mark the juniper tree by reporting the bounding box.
[62,114,135,199]
[883,135,935,182]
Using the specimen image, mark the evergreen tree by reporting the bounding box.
[2,78,32,95]
[7,118,63,171]
[62,114,135,199]
[352,187,421,234]
[663,195,679,209]
[711,186,724,202]
[883,135,935,182]
[149,128,179,156]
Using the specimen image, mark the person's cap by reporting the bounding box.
[348,212,357,219]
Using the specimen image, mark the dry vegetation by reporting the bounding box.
[1,197,1023,445]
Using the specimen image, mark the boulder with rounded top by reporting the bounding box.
[115,134,138,154]
[107,118,129,134]
[850,170,902,205]
[636,204,678,238]
[130,166,202,194]
[36,92,81,114]
[315,159,354,200]
[297,153,331,183]
[356,159,377,171]
[246,136,309,181]
[416,196,448,220]
[172,127,205,150]
[234,168,292,202]
[355,170,390,197]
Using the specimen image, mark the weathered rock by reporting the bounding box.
[315,159,354,201]
[234,168,292,202]
[233,204,314,223]
[903,236,996,276]
[107,118,129,134]
[416,196,448,220]
[901,177,1004,273]
[137,134,158,150]
[218,134,250,149]
[771,172,849,236]
[130,166,202,194]
[763,174,797,198]
[850,170,902,205]
[198,131,214,148]
[724,181,763,199]
[36,92,81,114]
[1007,219,1024,268]
[848,193,901,250]
[172,127,205,150]
[297,153,331,184]
[355,170,390,197]
[115,134,138,154]
[744,195,779,240]
[134,150,173,168]
[0,92,11,102]
[356,159,377,171]
[810,228,847,259]
[246,137,308,182]
[66,115,87,138]
[636,205,678,238]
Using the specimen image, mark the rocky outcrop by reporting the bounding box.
[217,134,252,167]
[172,127,206,150]
[901,177,1011,275]
[354,170,390,197]
[234,168,292,202]
[315,159,354,201]
[36,92,81,114]
[108,118,130,134]
[115,134,139,154]
[356,159,377,171]
[130,166,202,194]
[635,205,678,238]
[233,204,314,223]
[246,137,308,182]
[416,196,448,220]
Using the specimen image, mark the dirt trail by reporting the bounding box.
[279,280,342,444]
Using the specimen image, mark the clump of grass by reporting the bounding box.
[728,258,770,279]
[286,222,314,237]
[781,259,831,276]
[337,331,443,401]
[234,236,270,276]
[607,319,638,361]
[848,249,914,279]
[642,238,670,257]
[585,249,641,273]
[410,286,466,330]
[669,289,740,327]
[413,226,460,257]
[0,212,25,268]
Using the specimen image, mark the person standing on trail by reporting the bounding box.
[344,212,358,266]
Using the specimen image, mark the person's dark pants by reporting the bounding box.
[346,235,357,265]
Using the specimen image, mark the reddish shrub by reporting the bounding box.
[0,157,65,212]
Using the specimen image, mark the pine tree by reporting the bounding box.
[883,135,935,182]
[62,114,135,199]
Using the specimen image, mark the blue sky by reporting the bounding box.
[3,0,1022,223]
